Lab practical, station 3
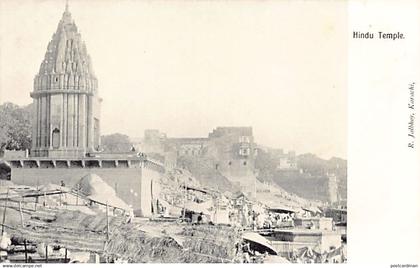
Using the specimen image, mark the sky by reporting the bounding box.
[0,0,347,159]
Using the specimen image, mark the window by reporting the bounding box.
[239,136,250,143]
[243,161,247,166]
[239,148,250,156]
[52,128,60,149]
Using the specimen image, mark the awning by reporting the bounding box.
[303,206,322,214]
[184,201,212,215]
[242,232,278,255]
[267,205,298,214]
[181,184,209,194]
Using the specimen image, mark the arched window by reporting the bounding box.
[52,128,60,149]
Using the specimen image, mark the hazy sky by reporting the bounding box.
[0,0,347,159]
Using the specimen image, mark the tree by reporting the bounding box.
[0,102,32,152]
[254,148,278,183]
[100,133,132,153]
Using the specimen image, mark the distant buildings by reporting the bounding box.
[327,173,339,204]
[142,127,256,168]
[141,127,258,196]
[277,150,298,170]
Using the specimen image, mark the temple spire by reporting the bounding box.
[31,1,101,157]
[61,0,72,24]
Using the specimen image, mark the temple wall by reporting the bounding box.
[10,165,160,217]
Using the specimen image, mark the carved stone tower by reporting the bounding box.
[30,3,101,157]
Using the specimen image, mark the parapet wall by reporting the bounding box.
[8,158,163,217]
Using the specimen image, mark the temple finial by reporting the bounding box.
[65,0,69,13]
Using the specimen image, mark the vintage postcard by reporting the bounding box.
[0,0,418,266]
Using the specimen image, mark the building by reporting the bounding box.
[208,127,256,174]
[6,3,163,217]
[30,3,101,158]
[143,127,257,171]
[142,130,167,154]
[265,229,342,257]
[266,149,298,170]
[327,173,338,204]
[142,127,258,197]
[278,151,298,170]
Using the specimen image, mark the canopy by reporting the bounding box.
[242,232,278,255]
[303,206,322,214]
[267,205,298,214]
[182,184,209,194]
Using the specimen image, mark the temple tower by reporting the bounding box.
[30,3,101,157]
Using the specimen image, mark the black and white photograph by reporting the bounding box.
[0,0,417,266]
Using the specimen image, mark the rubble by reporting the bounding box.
[0,163,345,263]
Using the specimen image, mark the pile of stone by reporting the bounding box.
[76,174,131,212]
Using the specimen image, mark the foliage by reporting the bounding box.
[0,102,32,152]
[100,133,132,152]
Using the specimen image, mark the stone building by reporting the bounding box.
[327,173,339,204]
[277,150,298,170]
[207,127,255,172]
[6,3,163,217]
[30,3,101,158]
[142,127,258,196]
[142,130,167,154]
[207,127,257,196]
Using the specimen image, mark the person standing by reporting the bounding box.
[0,232,11,262]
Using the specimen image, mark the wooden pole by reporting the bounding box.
[76,184,79,206]
[106,201,110,240]
[182,180,186,219]
[24,239,28,263]
[44,192,47,207]
[64,248,68,263]
[151,179,154,214]
[35,183,39,211]
[45,245,48,263]
[19,201,24,227]
[1,188,9,235]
